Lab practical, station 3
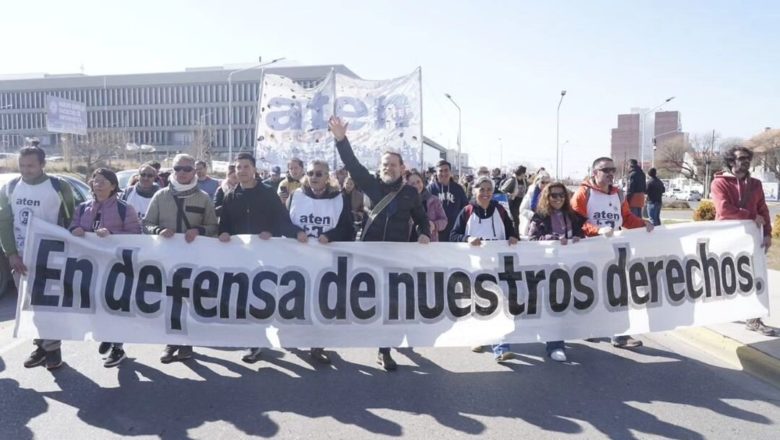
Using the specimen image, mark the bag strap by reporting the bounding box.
[173,196,192,232]
[361,190,399,240]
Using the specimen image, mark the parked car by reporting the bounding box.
[0,173,92,298]
[116,169,138,190]
[675,190,702,202]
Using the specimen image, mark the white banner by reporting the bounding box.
[256,68,423,170]
[15,219,769,348]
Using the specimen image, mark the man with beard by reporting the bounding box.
[329,116,430,371]
[427,160,469,242]
[571,156,654,349]
[219,152,307,363]
[144,153,218,363]
[711,146,775,336]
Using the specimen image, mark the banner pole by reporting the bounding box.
[253,69,267,164]
[331,68,337,171]
[418,67,424,171]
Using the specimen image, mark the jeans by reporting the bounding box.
[647,202,662,226]
[492,343,510,358]
[630,207,643,218]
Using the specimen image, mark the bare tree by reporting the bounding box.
[190,119,213,161]
[72,130,127,173]
[746,128,780,180]
[657,131,722,185]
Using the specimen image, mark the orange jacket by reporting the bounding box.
[571,179,646,237]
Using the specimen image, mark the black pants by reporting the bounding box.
[509,197,522,235]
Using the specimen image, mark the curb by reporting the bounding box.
[671,327,780,388]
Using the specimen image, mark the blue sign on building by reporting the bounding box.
[46,96,87,135]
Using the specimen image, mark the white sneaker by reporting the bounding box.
[550,349,567,362]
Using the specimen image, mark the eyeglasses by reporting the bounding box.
[139,173,156,178]
[549,192,566,199]
[596,167,617,173]
[306,170,325,178]
[173,166,194,173]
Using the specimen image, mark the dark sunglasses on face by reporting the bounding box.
[139,173,156,178]
[173,166,194,173]
[597,167,617,173]
[549,192,566,199]
[307,170,325,178]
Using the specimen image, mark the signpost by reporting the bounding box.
[46,96,87,136]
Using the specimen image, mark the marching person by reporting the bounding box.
[626,159,647,218]
[427,160,468,242]
[70,169,141,367]
[571,156,654,349]
[195,160,220,199]
[218,152,307,364]
[287,159,354,363]
[406,170,447,241]
[500,165,528,235]
[711,146,775,336]
[517,171,551,236]
[0,145,76,370]
[121,162,161,220]
[528,182,587,362]
[214,164,238,216]
[277,158,305,206]
[645,167,665,226]
[144,153,219,363]
[330,115,431,371]
[449,176,519,362]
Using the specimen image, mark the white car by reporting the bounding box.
[675,190,702,202]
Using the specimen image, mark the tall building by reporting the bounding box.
[610,109,688,175]
[0,64,358,158]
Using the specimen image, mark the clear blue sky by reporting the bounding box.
[2,0,778,177]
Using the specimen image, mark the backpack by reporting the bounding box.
[585,185,625,204]
[6,175,73,222]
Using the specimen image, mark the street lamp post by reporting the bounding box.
[556,90,567,180]
[227,56,285,161]
[651,128,681,168]
[444,93,462,177]
[639,96,675,167]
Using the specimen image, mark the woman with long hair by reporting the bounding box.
[527,181,587,362]
[517,170,551,236]
[405,170,447,241]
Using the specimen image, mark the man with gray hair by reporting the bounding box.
[144,153,219,363]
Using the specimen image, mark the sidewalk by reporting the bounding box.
[670,269,780,387]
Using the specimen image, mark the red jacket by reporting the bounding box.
[710,171,771,237]
[571,179,645,237]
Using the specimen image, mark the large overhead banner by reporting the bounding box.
[255,68,423,170]
[15,219,769,348]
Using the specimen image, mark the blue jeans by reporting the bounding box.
[492,343,510,358]
[647,202,662,226]
[630,207,642,218]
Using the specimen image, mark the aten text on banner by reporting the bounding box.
[255,68,422,170]
[15,219,769,348]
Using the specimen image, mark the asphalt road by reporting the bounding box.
[1,292,779,439]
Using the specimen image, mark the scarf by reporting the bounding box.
[170,177,198,194]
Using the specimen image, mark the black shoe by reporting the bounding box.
[23,347,46,368]
[177,345,193,360]
[377,351,397,371]
[745,318,777,336]
[242,348,262,364]
[46,349,63,370]
[160,345,178,364]
[104,347,126,368]
[98,342,111,355]
[310,348,331,364]
[612,336,643,349]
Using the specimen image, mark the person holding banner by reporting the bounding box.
[286,159,355,363]
[406,170,447,242]
[528,182,587,362]
[70,168,141,367]
[329,115,431,371]
[143,153,219,363]
[711,146,776,336]
[427,160,468,242]
[218,152,308,364]
[571,156,654,349]
[449,176,519,362]
[0,146,76,371]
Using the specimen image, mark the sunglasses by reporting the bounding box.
[173,166,194,173]
[549,192,566,199]
[306,170,325,178]
[596,167,617,173]
[139,173,156,178]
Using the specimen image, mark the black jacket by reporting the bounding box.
[528,211,587,240]
[626,165,647,197]
[645,177,665,204]
[336,138,430,242]
[218,178,302,237]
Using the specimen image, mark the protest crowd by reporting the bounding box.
[0,116,775,373]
